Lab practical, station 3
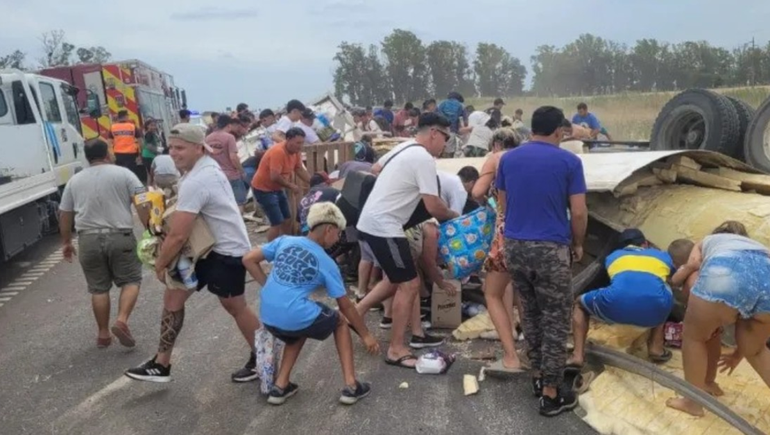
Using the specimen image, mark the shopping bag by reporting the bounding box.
[438,206,496,279]
[255,327,285,395]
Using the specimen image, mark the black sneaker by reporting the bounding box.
[231,352,259,383]
[125,356,171,383]
[420,297,431,312]
[409,333,444,349]
[379,316,392,329]
[539,387,579,417]
[267,382,299,405]
[339,381,372,405]
[532,377,543,397]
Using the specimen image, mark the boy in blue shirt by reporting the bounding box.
[243,202,379,406]
[572,102,603,139]
[568,229,693,369]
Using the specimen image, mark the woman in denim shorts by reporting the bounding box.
[668,221,770,416]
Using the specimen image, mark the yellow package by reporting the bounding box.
[134,190,166,233]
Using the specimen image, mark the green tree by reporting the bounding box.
[381,29,429,103]
[39,30,75,67]
[474,43,526,97]
[76,46,112,64]
[332,42,368,105]
[426,41,473,97]
[0,50,27,70]
[361,44,391,105]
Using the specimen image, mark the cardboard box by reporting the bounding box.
[431,280,462,329]
[161,204,215,262]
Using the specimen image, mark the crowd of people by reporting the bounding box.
[57,93,769,420]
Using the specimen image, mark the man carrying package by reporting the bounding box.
[243,202,379,405]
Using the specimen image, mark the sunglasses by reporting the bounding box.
[432,127,451,141]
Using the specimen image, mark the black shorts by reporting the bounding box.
[359,232,417,284]
[265,303,339,344]
[194,251,246,298]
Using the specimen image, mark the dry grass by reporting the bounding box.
[470,87,770,140]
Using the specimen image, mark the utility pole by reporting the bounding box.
[750,37,756,87]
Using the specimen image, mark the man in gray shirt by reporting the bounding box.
[59,139,149,349]
[125,123,261,384]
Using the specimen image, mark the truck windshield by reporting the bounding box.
[61,86,82,135]
[10,81,36,125]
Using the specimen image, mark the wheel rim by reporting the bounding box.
[763,116,770,160]
[663,105,707,150]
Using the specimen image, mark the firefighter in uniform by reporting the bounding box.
[110,110,144,183]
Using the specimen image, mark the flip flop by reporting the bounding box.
[649,348,673,364]
[384,354,418,369]
[486,359,525,374]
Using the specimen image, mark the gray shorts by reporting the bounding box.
[359,240,379,266]
[78,230,142,294]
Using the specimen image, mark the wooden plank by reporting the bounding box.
[667,155,702,170]
[670,164,741,192]
[703,167,770,194]
[652,167,677,184]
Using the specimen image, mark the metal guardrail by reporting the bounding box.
[585,343,764,435]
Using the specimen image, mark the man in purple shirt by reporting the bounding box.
[496,106,588,417]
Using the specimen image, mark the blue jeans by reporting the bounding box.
[229,179,248,205]
[253,189,291,226]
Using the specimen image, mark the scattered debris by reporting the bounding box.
[463,374,479,396]
[398,382,409,389]
[452,311,495,341]
[468,347,497,361]
[415,350,457,374]
[478,367,486,382]
[254,225,270,234]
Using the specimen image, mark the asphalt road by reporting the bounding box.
[0,228,597,435]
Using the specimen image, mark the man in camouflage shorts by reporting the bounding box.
[496,106,588,417]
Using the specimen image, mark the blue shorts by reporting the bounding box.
[229,179,248,205]
[264,303,339,344]
[254,189,291,226]
[580,279,673,328]
[692,251,770,319]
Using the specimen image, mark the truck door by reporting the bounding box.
[34,78,84,186]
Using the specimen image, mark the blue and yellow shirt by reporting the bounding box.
[605,246,675,287]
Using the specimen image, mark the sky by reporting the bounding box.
[2,0,770,111]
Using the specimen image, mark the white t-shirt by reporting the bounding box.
[151,155,180,176]
[275,116,294,134]
[437,171,468,215]
[465,125,494,150]
[297,123,320,144]
[356,141,439,238]
[176,155,251,257]
[468,111,490,129]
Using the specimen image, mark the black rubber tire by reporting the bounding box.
[725,96,755,161]
[743,94,770,172]
[650,89,741,158]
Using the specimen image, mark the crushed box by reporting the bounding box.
[431,280,462,329]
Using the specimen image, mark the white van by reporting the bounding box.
[0,69,87,261]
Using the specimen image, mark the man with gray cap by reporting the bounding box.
[125,123,261,384]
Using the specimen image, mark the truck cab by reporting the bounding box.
[0,70,87,261]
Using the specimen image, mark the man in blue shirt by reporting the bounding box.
[496,105,588,417]
[243,202,379,406]
[373,100,395,126]
[572,102,604,139]
[569,229,690,371]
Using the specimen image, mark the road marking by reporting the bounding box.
[0,292,19,296]
[30,267,52,272]
[21,273,44,278]
[11,280,34,286]
[2,286,25,291]
[0,303,3,307]
[0,297,11,302]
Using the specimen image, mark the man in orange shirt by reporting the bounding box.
[251,127,311,241]
[110,110,144,182]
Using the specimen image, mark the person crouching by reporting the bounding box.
[242,202,380,406]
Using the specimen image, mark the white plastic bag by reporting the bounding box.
[415,350,456,375]
[255,327,285,395]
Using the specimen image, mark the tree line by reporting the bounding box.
[333,30,770,106]
[0,30,111,70]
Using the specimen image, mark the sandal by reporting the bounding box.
[649,348,673,364]
[384,354,418,369]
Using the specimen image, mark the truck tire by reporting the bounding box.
[725,96,755,161]
[743,95,770,173]
[650,89,741,158]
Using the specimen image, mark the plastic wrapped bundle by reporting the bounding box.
[438,207,496,279]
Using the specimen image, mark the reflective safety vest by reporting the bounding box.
[111,122,138,154]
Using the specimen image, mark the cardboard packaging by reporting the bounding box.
[134,190,166,234]
[161,204,215,262]
[431,280,462,329]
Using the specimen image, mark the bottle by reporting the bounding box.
[176,256,198,290]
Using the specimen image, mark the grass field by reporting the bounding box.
[470,87,770,140]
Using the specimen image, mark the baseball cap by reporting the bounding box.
[309,171,330,187]
[618,228,646,247]
[169,123,213,152]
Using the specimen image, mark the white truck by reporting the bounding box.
[0,69,87,261]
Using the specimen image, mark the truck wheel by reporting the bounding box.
[743,95,770,172]
[650,89,741,158]
[725,96,755,161]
